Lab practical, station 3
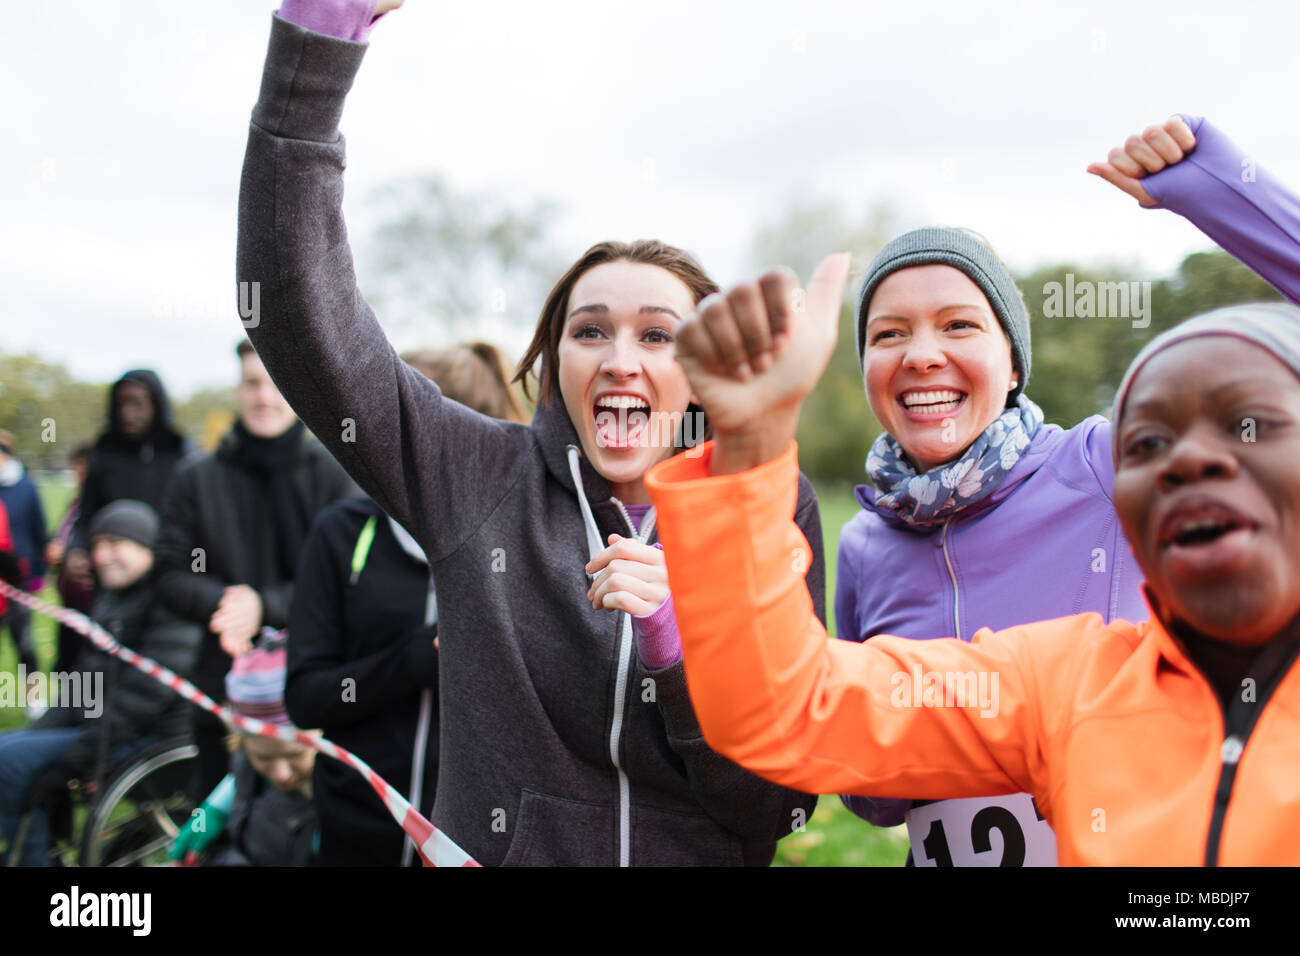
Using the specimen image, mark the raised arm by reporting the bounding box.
[236,8,524,562]
[1089,115,1300,305]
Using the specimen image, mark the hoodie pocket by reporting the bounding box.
[632,804,746,866]
[499,789,617,867]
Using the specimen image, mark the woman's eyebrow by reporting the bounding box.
[567,304,682,320]
[1124,396,1171,417]
[1207,378,1280,399]
[868,303,985,325]
[1129,379,1277,415]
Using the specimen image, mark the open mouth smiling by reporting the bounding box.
[1153,495,1262,578]
[1157,499,1257,548]
[593,392,651,449]
[898,388,967,417]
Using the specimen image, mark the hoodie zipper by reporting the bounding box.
[608,497,656,867]
[940,517,961,642]
[566,445,656,867]
[1193,634,1300,866]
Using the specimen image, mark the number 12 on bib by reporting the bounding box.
[905,794,1057,867]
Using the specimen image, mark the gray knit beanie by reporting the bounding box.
[856,227,1031,405]
[88,499,159,550]
[1111,302,1300,458]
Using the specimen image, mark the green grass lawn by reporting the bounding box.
[2,475,908,866]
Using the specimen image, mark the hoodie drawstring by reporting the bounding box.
[567,446,606,565]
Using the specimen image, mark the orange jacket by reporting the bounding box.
[646,441,1300,865]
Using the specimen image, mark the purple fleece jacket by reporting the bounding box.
[838,115,1300,829]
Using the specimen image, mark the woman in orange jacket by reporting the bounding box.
[645,249,1300,865]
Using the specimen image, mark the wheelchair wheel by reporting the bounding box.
[79,738,198,867]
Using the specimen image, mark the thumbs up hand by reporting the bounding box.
[674,252,851,474]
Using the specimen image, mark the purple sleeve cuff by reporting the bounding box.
[1143,114,1300,306]
[633,592,682,670]
[278,0,382,43]
[840,793,912,828]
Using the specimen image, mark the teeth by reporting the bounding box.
[1177,518,1230,535]
[596,396,649,410]
[903,390,962,407]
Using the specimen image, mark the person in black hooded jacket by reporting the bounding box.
[66,369,191,564]
[154,341,357,799]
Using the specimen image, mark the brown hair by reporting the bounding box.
[512,240,719,406]
[401,343,528,423]
[235,339,256,360]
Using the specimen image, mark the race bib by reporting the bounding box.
[905,794,1057,867]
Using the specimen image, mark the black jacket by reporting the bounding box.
[209,751,318,867]
[286,496,439,866]
[239,14,825,867]
[34,568,202,773]
[153,423,357,694]
[70,369,191,553]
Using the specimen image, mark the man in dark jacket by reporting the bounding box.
[0,500,202,866]
[154,340,357,797]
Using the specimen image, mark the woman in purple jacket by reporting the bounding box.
[838,115,1300,865]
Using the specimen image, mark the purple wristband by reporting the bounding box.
[632,592,682,670]
[277,0,382,43]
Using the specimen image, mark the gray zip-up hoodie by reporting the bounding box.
[238,13,825,866]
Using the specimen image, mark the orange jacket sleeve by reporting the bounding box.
[646,441,1056,804]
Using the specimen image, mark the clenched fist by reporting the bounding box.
[674,252,851,474]
[1087,115,1197,207]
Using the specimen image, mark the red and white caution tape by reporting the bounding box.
[0,582,478,867]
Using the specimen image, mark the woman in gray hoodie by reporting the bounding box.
[237,4,824,866]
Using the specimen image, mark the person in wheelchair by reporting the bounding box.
[177,637,320,867]
[0,500,202,866]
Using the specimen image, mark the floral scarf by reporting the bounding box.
[865,395,1044,528]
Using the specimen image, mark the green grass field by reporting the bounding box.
[1,475,908,866]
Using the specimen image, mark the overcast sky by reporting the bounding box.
[5,0,1298,399]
